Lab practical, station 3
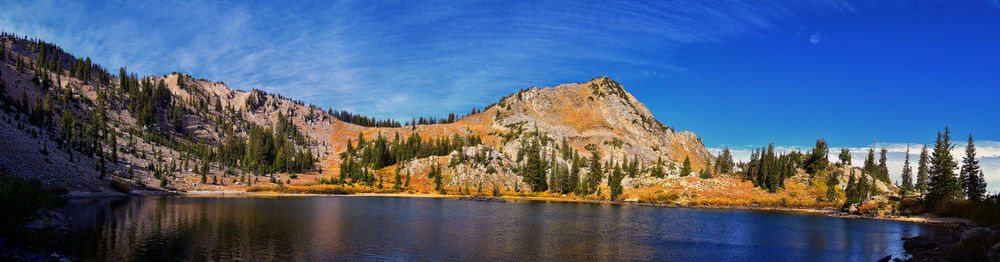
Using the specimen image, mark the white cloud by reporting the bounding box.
[810,31,823,44]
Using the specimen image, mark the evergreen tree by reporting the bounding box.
[877,148,890,183]
[863,149,877,181]
[608,162,624,201]
[715,147,734,174]
[650,161,665,179]
[522,139,547,192]
[584,151,602,194]
[699,159,713,179]
[900,146,914,196]
[916,145,930,196]
[926,127,961,208]
[568,153,580,194]
[803,139,829,176]
[826,171,839,202]
[839,147,851,167]
[960,133,986,202]
[844,169,860,207]
[432,165,445,194]
[679,156,692,177]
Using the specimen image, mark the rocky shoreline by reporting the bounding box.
[897,225,1000,261]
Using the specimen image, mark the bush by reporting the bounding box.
[0,169,57,240]
[638,191,681,204]
[108,179,131,193]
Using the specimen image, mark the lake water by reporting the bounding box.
[59,196,934,261]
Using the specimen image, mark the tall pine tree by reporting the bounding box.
[916,145,930,196]
[960,133,986,202]
[900,146,914,196]
[926,127,961,208]
[679,156,692,177]
[877,148,890,183]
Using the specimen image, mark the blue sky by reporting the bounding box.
[2,0,999,189]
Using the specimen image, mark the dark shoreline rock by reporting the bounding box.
[457,196,506,202]
[900,225,999,261]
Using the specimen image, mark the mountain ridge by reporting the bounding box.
[0,33,713,196]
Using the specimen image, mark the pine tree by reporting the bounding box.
[522,139,547,192]
[433,165,445,194]
[584,151,602,194]
[826,171,839,202]
[569,153,580,194]
[877,148,889,183]
[839,147,851,167]
[608,162,624,201]
[715,147,734,174]
[863,149,877,181]
[804,139,829,176]
[926,127,961,208]
[900,146,913,196]
[844,169,860,207]
[916,145,930,196]
[679,156,692,177]
[699,159,713,179]
[960,133,986,202]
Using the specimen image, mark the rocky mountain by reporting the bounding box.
[0,34,713,195]
[489,77,712,169]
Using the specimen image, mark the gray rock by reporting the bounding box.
[990,241,1000,260]
[960,227,997,246]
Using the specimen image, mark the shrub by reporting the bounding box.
[858,202,879,214]
[638,191,681,204]
[0,169,57,240]
[108,179,131,193]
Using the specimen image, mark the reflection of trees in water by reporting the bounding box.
[62,197,312,261]
[59,197,935,261]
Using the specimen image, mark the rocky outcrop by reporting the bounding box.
[491,77,712,169]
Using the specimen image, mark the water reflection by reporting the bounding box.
[60,196,934,261]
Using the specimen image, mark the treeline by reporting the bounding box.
[515,131,642,200]
[4,32,114,87]
[742,144,798,192]
[119,68,177,128]
[215,112,316,175]
[736,127,993,217]
[334,132,483,185]
[329,107,484,128]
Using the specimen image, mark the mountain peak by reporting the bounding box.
[489,77,711,168]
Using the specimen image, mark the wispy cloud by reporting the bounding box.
[0,0,863,120]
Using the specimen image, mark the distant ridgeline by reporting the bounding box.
[328,108,484,128]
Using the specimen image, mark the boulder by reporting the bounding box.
[990,241,1000,260]
[960,227,997,246]
[903,236,936,251]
